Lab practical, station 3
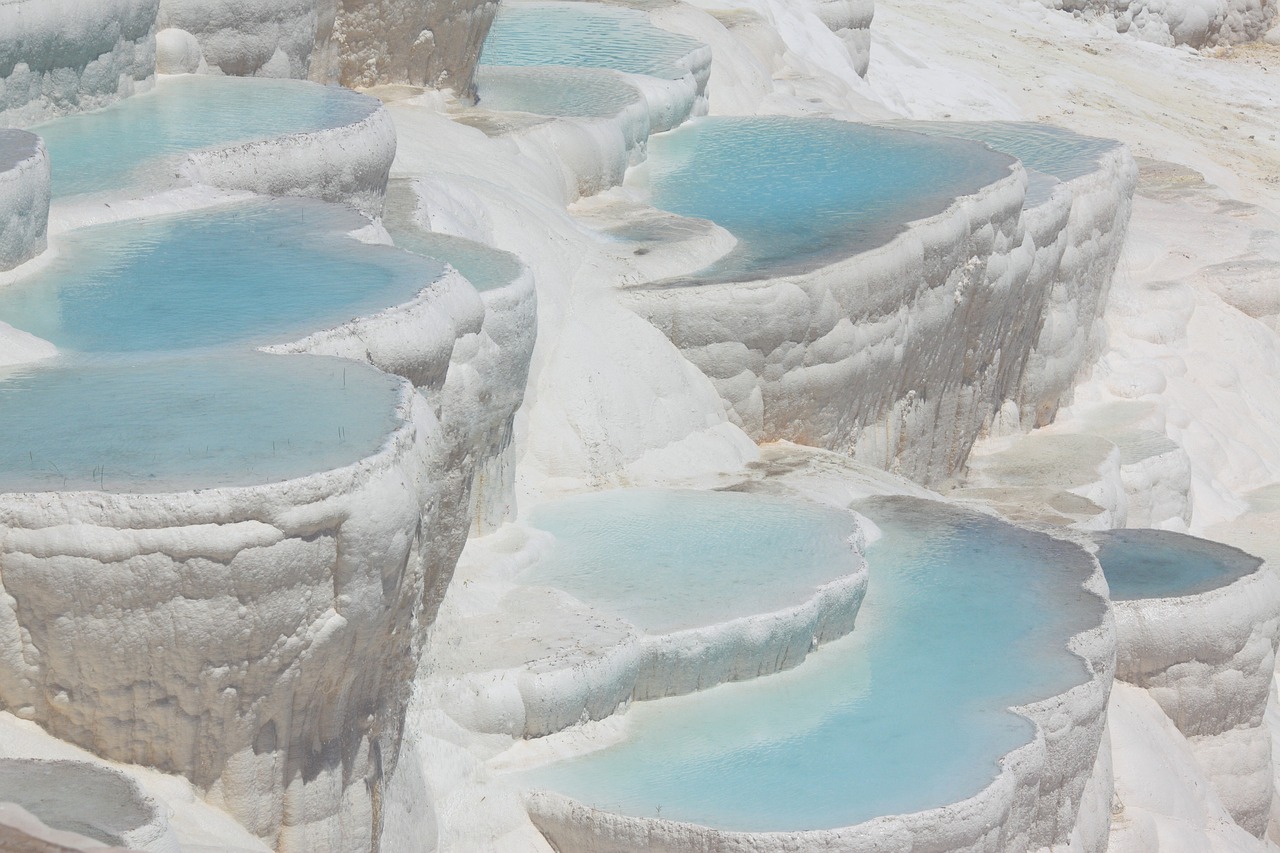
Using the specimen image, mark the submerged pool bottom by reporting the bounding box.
[1095,528,1262,600]
[519,496,1102,831]
[0,352,405,493]
[524,488,861,633]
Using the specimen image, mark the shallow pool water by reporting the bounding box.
[521,496,1101,831]
[382,181,522,292]
[0,198,441,353]
[884,122,1120,207]
[1095,529,1262,600]
[476,66,642,119]
[524,489,861,633]
[634,118,1015,285]
[29,75,378,198]
[0,352,404,493]
[480,2,704,79]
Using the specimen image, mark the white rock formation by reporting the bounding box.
[1108,538,1280,836]
[1042,0,1277,47]
[155,0,499,98]
[0,0,158,126]
[0,130,48,272]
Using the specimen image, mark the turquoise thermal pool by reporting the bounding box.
[885,121,1120,207]
[475,66,642,119]
[28,75,379,198]
[633,118,1016,285]
[520,496,1102,831]
[0,198,442,353]
[480,2,704,79]
[1094,529,1263,600]
[523,489,862,634]
[383,181,523,292]
[0,353,404,493]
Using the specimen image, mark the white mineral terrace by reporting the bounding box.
[0,0,1278,851]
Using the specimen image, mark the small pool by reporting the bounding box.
[883,122,1121,207]
[520,496,1101,831]
[476,66,642,119]
[633,118,1015,285]
[0,129,40,171]
[480,2,704,80]
[383,180,523,292]
[0,352,404,493]
[0,198,441,353]
[28,75,379,199]
[523,489,861,634]
[1095,529,1262,600]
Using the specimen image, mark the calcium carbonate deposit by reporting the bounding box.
[0,0,1278,851]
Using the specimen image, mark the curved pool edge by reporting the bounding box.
[430,547,868,739]
[184,100,397,219]
[0,383,457,848]
[1108,536,1280,836]
[521,525,1116,852]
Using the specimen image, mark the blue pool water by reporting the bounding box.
[521,496,1102,831]
[1095,529,1262,600]
[0,198,441,353]
[884,122,1120,207]
[382,181,523,292]
[480,2,704,80]
[0,353,404,493]
[476,66,642,119]
[524,489,862,633]
[634,118,1015,285]
[28,75,378,198]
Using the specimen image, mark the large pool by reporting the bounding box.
[632,118,1015,285]
[523,489,862,634]
[479,2,704,80]
[0,198,441,353]
[1094,529,1263,600]
[519,496,1102,831]
[0,352,404,493]
[28,75,379,199]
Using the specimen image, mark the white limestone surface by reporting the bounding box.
[0,130,49,271]
[183,100,397,218]
[809,0,874,76]
[1110,546,1280,835]
[0,387,453,853]
[523,537,1116,853]
[0,0,157,127]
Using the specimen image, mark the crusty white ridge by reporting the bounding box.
[0,130,48,272]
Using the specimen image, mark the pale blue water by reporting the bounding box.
[382,181,523,292]
[884,122,1120,208]
[28,75,377,198]
[480,2,704,80]
[476,66,641,118]
[0,352,403,493]
[0,198,442,353]
[635,118,1015,285]
[522,496,1102,831]
[524,489,862,633]
[1095,529,1262,600]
